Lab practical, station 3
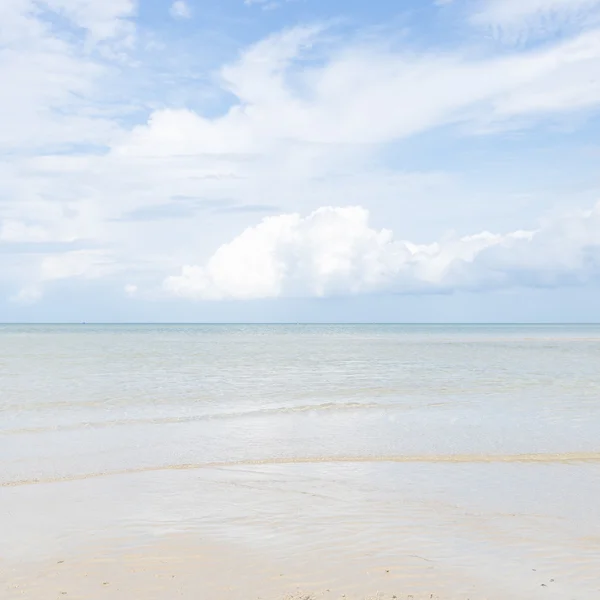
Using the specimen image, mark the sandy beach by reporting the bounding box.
[2,325,600,599]
[2,487,582,600]
[2,532,485,600]
[3,457,599,600]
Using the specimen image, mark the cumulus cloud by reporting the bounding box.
[164,203,600,300]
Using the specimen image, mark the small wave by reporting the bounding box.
[0,401,396,435]
[3,452,599,488]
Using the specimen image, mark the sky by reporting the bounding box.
[2,0,600,322]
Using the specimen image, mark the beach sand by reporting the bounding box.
[0,532,525,600]
[2,461,595,600]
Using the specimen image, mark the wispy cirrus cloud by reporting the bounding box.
[0,0,134,154]
[118,24,600,151]
[244,0,295,10]
[471,0,600,42]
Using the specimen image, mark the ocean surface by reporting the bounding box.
[1,324,600,599]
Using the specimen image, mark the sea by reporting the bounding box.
[1,324,600,599]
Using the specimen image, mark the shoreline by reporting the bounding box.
[3,451,600,489]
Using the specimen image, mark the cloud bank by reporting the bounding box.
[164,203,600,300]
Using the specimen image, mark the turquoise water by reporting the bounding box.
[1,324,600,598]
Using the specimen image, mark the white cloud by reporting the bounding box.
[4,10,600,309]
[41,0,136,44]
[164,203,600,300]
[170,1,191,19]
[471,0,600,41]
[473,0,600,25]
[116,25,600,156]
[244,0,292,10]
[0,0,133,153]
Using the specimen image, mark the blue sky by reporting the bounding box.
[2,0,600,322]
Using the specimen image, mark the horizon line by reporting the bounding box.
[1,322,600,326]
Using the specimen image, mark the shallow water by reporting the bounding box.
[1,324,600,598]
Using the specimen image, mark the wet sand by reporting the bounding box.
[1,531,564,600]
[2,534,483,600]
[2,460,599,600]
